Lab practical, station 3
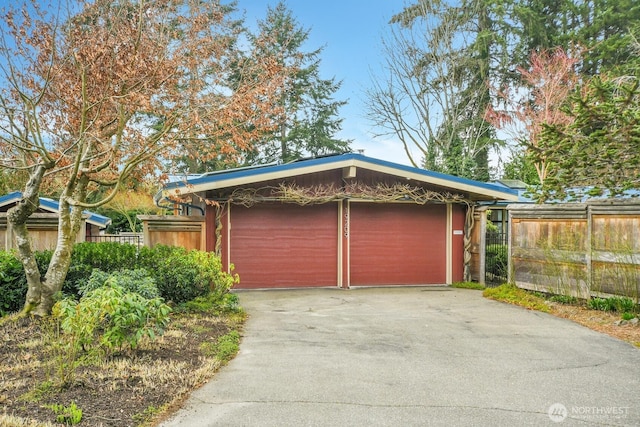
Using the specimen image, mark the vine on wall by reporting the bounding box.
[226,182,468,206]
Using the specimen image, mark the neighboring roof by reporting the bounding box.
[495,179,527,190]
[164,153,519,202]
[0,191,112,228]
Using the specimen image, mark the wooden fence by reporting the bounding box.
[137,215,205,251]
[508,201,640,300]
[0,213,93,251]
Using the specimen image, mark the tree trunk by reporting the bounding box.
[34,195,84,316]
[7,164,50,316]
[8,162,84,316]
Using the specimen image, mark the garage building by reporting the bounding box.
[163,153,518,289]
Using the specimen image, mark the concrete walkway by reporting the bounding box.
[160,287,640,426]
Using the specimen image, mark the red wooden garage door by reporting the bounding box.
[229,203,338,289]
[349,203,446,285]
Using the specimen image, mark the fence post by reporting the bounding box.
[586,204,593,298]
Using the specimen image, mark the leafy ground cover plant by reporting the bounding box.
[588,296,637,313]
[44,401,82,425]
[450,281,486,290]
[483,284,551,312]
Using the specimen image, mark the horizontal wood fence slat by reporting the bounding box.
[509,202,640,300]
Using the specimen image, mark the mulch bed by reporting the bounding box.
[0,312,236,427]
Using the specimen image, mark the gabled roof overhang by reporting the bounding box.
[163,153,519,202]
[0,191,112,228]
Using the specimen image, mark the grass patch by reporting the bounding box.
[0,414,59,427]
[451,281,486,290]
[18,380,54,403]
[132,404,165,426]
[483,284,551,312]
[200,330,241,363]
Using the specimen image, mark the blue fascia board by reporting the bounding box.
[164,153,519,199]
[0,191,22,206]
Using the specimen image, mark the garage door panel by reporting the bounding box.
[350,203,446,285]
[230,204,338,288]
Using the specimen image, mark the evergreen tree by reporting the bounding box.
[536,76,640,201]
[242,2,350,164]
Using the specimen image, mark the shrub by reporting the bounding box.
[138,245,238,304]
[80,269,159,299]
[182,292,242,314]
[0,251,28,315]
[486,243,508,280]
[64,242,139,297]
[2,242,234,312]
[53,284,171,357]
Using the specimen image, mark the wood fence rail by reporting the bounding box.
[508,201,640,300]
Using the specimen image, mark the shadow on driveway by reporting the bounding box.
[161,287,640,426]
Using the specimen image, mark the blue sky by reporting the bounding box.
[239,1,412,165]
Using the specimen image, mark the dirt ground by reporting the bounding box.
[0,311,242,427]
[0,298,638,427]
[549,302,640,347]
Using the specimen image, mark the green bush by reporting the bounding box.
[0,251,27,315]
[0,250,51,315]
[486,243,508,280]
[138,245,238,304]
[54,284,171,355]
[2,242,234,312]
[65,242,139,296]
[182,292,242,314]
[81,269,159,299]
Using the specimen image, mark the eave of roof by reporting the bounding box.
[164,153,519,202]
[0,191,111,228]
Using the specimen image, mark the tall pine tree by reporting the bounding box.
[243,2,350,164]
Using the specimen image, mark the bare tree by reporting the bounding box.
[365,0,496,179]
[0,0,286,316]
[486,48,580,183]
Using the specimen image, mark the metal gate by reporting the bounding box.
[485,230,508,285]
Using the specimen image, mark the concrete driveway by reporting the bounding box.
[160,287,640,426]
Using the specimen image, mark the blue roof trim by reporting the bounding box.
[164,153,519,198]
[0,192,111,228]
[0,191,22,206]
